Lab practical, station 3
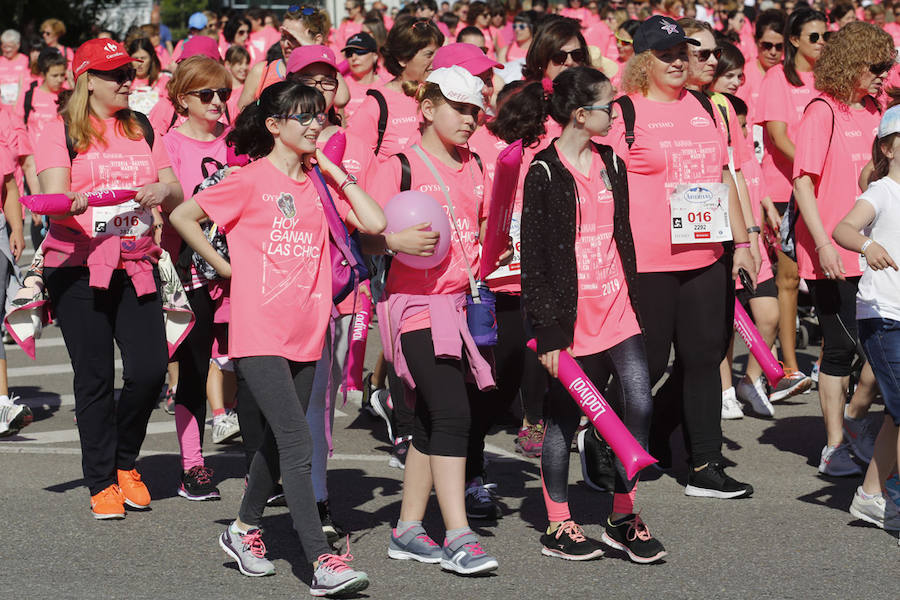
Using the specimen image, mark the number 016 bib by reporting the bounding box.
[669,182,732,244]
[92,201,152,239]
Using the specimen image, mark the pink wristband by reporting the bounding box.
[734,242,751,249]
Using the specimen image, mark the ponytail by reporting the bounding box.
[487,80,547,147]
[870,134,897,185]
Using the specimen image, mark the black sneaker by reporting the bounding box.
[464,477,502,520]
[266,482,286,507]
[601,513,667,564]
[178,465,221,501]
[540,521,604,561]
[578,427,616,492]
[684,461,753,499]
[318,499,345,545]
[389,437,410,469]
[359,373,377,417]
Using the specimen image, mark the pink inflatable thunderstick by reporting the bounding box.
[733,300,784,387]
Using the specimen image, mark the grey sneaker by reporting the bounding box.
[849,486,900,531]
[218,526,275,577]
[736,376,774,417]
[388,524,442,563]
[440,532,498,575]
[212,411,241,444]
[310,548,370,597]
[843,411,878,464]
[818,444,863,477]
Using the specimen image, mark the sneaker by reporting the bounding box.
[441,532,498,575]
[465,477,502,520]
[388,524,443,563]
[810,362,820,385]
[163,386,176,415]
[266,482,287,507]
[90,484,126,520]
[389,437,410,469]
[212,411,241,444]
[849,486,900,530]
[570,416,589,451]
[601,513,668,564]
[736,377,774,417]
[117,468,151,509]
[885,474,900,506]
[318,499,345,545]
[359,373,377,417]
[310,546,369,597]
[684,461,753,499]
[843,411,878,464]
[577,427,616,492]
[0,401,31,437]
[514,421,544,458]
[818,444,863,477]
[218,526,276,577]
[178,465,221,501]
[540,520,604,561]
[370,388,394,442]
[721,387,744,420]
[769,367,812,402]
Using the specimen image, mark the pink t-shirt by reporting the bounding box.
[249,27,281,60]
[343,74,383,122]
[505,41,529,61]
[757,65,816,203]
[608,91,728,273]
[740,134,774,286]
[194,157,332,362]
[736,60,767,125]
[792,94,880,280]
[0,53,29,105]
[557,145,640,356]
[583,21,613,55]
[16,85,61,143]
[347,84,420,161]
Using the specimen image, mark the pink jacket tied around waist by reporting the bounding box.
[377,292,495,392]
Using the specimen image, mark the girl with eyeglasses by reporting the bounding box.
[757,7,826,402]
[35,39,183,520]
[791,22,895,478]
[171,79,384,595]
[518,65,666,564]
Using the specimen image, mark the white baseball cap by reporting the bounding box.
[878,104,900,139]
[425,66,485,111]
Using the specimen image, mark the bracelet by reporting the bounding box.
[340,173,358,191]
[861,239,874,254]
[734,242,751,249]
[153,223,164,230]
[747,226,761,234]
[815,241,833,252]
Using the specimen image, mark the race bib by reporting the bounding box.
[484,212,521,281]
[92,201,152,239]
[0,82,19,105]
[669,182,732,244]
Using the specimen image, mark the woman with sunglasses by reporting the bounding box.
[38,19,72,69]
[736,9,784,129]
[128,37,169,116]
[757,7,826,404]
[223,16,260,65]
[172,79,383,595]
[465,1,500,58]
[337,0,367,49]
[341,32,382,121]
[612,16,755,497]
[611,19,640,86]
[497,10,536,63]
[34,39,183,519]
[791,22,895,477]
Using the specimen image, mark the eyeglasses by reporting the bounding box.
[693,47,722,62]
[759,41,784,52]
[288,5,317,15]
[272,112,327,126]
[296,75,339,91]
[512,22,530,30]
[550,48,586,65]
[343,47,373,57]
[869,60,894,75]
[582,104,612,117]
[186,88,232,103]
[89,67,137,85]
[807,32,831,44]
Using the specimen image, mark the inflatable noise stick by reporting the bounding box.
[733,300,784,387]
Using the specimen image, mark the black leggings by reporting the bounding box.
[174,286,214,445]
[640,259,731,467]
[401,328,473,457]
[807,277,860,377]
[388,364,414,442]
[46,267,168,495]
[541,335,653,499]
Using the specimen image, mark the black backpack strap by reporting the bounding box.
[613,95,635,149]
[366,88,388,155]
[687,89,717,124]
[224,101,231,125]
[167,107,179,132]
[23,81,38,125]
[64,110,155,163]
[472,151,483,173]
[396,152,411,191]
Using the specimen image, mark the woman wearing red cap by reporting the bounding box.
[34,38,183,519]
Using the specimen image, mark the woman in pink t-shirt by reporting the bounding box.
[738,9,785,129]
[224,45,251,119]
[497,10,535,64]
[128,37,170,116]
[521,66,666,564]
[340,32,382,122]
[171,80,383,593]
[35,39,183,519]
[791,22,894,476]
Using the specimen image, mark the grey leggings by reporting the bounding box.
[541,334,653,499]
[235,356,331,563]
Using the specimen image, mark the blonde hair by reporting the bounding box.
[61,75,143,153]
[413,81,447,133]
[41,19,66,38]
[621,50,654,95]
[814,21,895,105]
[167,56,231,116]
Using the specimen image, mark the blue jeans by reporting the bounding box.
[859,318,900,426]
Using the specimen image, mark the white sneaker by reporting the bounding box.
[212,411,241,444]
[0,400,30,437]
[721,387,744,420]
[736,377,774,417]
[818,444,863,477]
[842,410,878,464]
[849,486,900,530]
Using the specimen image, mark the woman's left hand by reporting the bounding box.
[496,236,514,267]
[732,246,757,285]
[134,183,169,209]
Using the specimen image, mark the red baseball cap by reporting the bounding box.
[179,35,222,62]
[432,43,502,76]
[286,45,337,74]
[73,39,138,80]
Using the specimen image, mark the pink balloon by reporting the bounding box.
[384,191,451,270]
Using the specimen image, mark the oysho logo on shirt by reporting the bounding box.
[845,130,862,137]
[392,115,417,125]
[648,121,675,129]
[691,116,711,128]
[418,183,444,193]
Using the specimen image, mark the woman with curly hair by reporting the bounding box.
[791,20,895,476]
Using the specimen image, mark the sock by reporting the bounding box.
[212,408,226,424]
[230,520,249,534]
[859,488,881,500]
[612,488,637,516]
[175,404,204,471]
[0,395,11,405]
[396,519,422,533]
[444,527,473,545]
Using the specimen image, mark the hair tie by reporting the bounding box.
[541,77,553,99]
[416,81,425,95]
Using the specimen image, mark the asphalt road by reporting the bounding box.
[1,281,897,599]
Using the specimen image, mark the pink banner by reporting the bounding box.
[527,339,656,480]
[480,139,523,278]
[733,300,784,387]
[344,289,372,391]
[20,189,137,215]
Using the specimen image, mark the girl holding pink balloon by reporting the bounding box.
[520,66,666,564]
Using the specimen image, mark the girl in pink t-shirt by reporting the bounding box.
[521,66,665,564]
[17,49,66,146]
[791,22,894,477]
[171,80,383,593]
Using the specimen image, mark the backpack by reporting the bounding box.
[366,88,388,156]
[22,81,39,126]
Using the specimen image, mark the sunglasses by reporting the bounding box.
[186,88,232,103]
[288,5,317,15]
[410,19,432,31]
[273,112,328,126]
[806,32,831,44]
[41,30,53,36]
[759,41,784,52]
[343,47,373,57]
[550,48,587,65]
[89,67,137,85]
[869,60,895,75]
[296,75,339,91]
[694,47,723,62]
[582,103,612,116]
[237,28,249,35]
[512,22,530,30]
[615,33,632,45]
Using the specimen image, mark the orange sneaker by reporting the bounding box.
[90,484,125,520]
[117,468,151,509]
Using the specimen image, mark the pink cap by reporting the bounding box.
[286,45,337,74]
[432,43,502,76]
[179,35,221,62]
[73,39,137,80]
